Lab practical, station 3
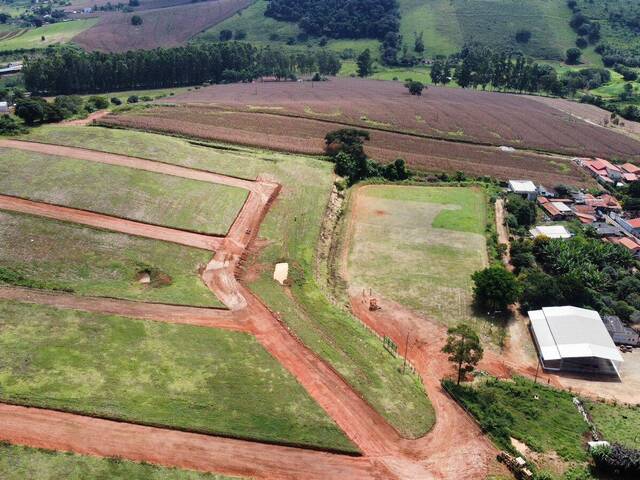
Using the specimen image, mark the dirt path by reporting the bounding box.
[63,110,111,126]
[495,198,511,268]
[0,286,244,331]
[0,404,388,480]
[0,143,544,479]
[0,139,258,192]
[0,194,223,251]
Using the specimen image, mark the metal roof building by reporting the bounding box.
[528,306,623,377]
[529,225,572,239]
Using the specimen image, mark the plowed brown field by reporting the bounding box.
[157,78,640,162]
[72,0,252,52]
[102,104,595,187]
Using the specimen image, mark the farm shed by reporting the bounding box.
[529,225,572,239]
[508,180,537,200]
[603,315,640,347]
[528,306,623,376]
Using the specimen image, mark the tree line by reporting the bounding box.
[265,0,399,40]
[23,43,342,95]
[429,44,613,97]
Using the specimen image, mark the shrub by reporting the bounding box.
[86,95,109,109]
[110,97,122,105]
[131,15,143,26]
[127,95,139,104]
[515,30,531,44]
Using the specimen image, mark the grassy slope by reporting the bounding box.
[0,300,354,451]
[0,443,240,480]
[0,147,247,235]
[0,211,223,307]
[399,0,462,57]
[447,377,589,462]
[348,186,499,343]
[587,401,640,450]
[0,19,98,51]
[574,0,640,56]
[25,125,434,439]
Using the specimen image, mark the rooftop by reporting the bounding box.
[530,225,572,239]
[529,306,623,363]
[508,180,537,193]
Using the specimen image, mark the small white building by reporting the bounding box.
[508,180,537,200]
[529,306,623,376]
[529,225,572,239]
[0,102,8,113]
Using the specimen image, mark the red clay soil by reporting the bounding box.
[159,78,640,162]
[0,194,224,251]
[63,109,111,126]
[0,286,242,330]
[72,0,253,52]
[0,404,388,480]
[0,143,529,478]
[103,105,595,187]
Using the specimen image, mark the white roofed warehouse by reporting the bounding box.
[528,306,623,377]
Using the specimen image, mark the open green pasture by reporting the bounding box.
[0,19,98,51]
[347,185,498,341]
[0,211,222,307]
[23,125,435,439]
[0,443,240,480]
[0,300,353,451]
[587,401,640,450]
[0,147,247,235]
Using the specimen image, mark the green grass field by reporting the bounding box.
[347,185,498,341]
[0,300,354,451]
[0,443,240,480]
[24,126,435,439]
[0,147,247,235]
[399,0,463,57]
[446,377,589,462]
[0,211,223,307]
[0,19,98,51]
[587,402,640,450]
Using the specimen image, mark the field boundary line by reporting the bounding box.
[0,194,224,251]
[0,139,260,192]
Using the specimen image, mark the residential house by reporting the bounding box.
[603,316,640,347]
[606,236,640,258]
[592,222,623,237]
[538,197,573,220]
[508,180,537,200]
[610,212,640,237]
[621,163,639,183]
[582,158,624,185]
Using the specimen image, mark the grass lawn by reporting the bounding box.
[588,401,640,450]
[0,147,247,235]
[347,185,498,341]
[446,377,589,462]
[0,19,98,51]
[399,0,462,57]
[25,126,435,439]
[0,300,354,451]
[0,443,240,480]
[0,211,223,307]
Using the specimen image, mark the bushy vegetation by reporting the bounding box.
[324,128,409,184]
[514,236,639,322]
[592,443,640,478]
[12,94,110,126]
[444,376,589,461]
[23,44,341,95]
[264,0,399,40]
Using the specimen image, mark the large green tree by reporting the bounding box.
[356,49,373,77]
[472,266,521,312]
[442,324,484,384]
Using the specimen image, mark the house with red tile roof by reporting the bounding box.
[582,158,623,184]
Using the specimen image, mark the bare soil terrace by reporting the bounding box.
[159,78,640,162]
[72,0,252,52]
[103,104,595,187]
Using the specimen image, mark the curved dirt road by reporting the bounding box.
[0,141,522,479]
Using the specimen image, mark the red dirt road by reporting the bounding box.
[0,139,258,193]
[0,141,526,479]
[0,404,387,480]
[0,194,223,251]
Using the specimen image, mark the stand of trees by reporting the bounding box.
[23,44,342,95]
[265,0,399,40]
[430,44,613,97]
